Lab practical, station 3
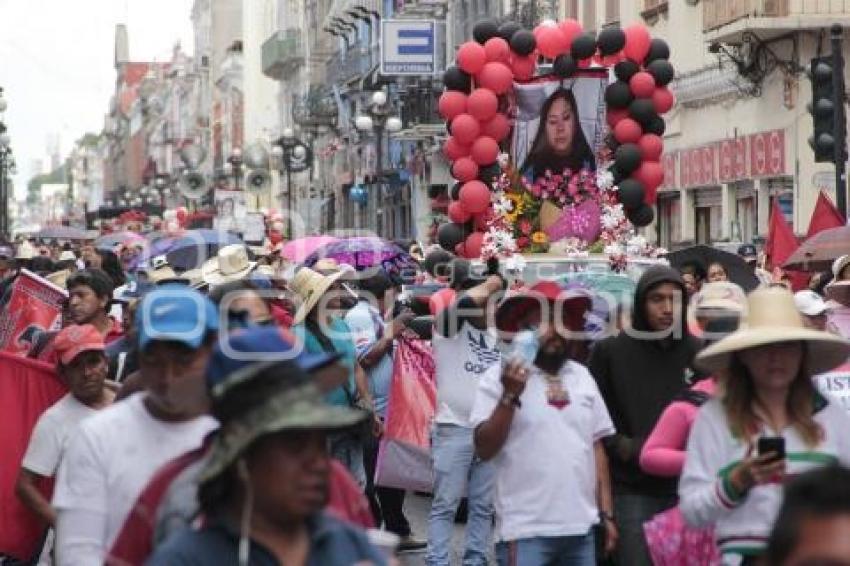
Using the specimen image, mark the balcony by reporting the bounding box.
[262,29,305,80]
[704,0,850,43]
[325,44,378,87]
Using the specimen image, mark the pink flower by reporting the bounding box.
[517,236,530,249]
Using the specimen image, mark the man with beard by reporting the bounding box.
[472,282,617,565]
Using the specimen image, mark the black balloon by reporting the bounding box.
[428,184,447,199]
[605,81,633,109]
[498,21,522,43]
[645,38,671,63]
[614,60,640,83]
[618,179,646,210]
[615,144,642,175]
[628,204,655,227]
[629,99,657,126]
[444,66,472,93]
[570,33,597,60]
[438,222,468,251]
[609,165,625,185]
[510,29,536,56]
[646,115,666,136]
[473,20,500,44]
[450,181,463,201]
[647,59,675,86]
[478,163,502,185]
[553,54,577,78]
[597,27,626,56]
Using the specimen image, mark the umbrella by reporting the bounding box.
[94,231,146,251]
[783,226,850,272]
[304,237,417,272]
[281,236,340,263]
[665,245,759,292]
[128,237,179,271]
[35,226,89,240]
[165,229,245,271]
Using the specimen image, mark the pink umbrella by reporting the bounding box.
[282,236,340,263]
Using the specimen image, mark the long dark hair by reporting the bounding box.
[521,88,596,178]
[95,249,126,287]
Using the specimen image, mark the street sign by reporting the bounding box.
[381,20,436,76]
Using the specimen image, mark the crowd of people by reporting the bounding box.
[3,233,850,566]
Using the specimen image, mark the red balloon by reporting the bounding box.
[578,57,592,69]
[477,62,514,95]
[630,72,656,98]
[602,53,622,67]
[452,157,479,182]
[637,134,664,161]
[652,87,675,114]
[482,113,511,141]
[606,108,629,128]
[438,91,468,121]
[457,41,487,75]
[633,161,665,199]
[460,231,485,259]
[451,113,481,145]
[448,201,472,224]
[467,88,499,121]
[614,118,643,144]
[471,136,500,166]
[623,24,652,63]
[484,37,511,63]
[536,26,568,59]
[511,54,536,81]
[558,19,583,47]
[443,136,471,160]
[459,180,491,214]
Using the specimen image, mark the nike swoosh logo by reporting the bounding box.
[153,303,179,318]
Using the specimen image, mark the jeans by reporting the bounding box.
[363,430,412,536]
[329,431,366,490]
[496,532,596,566]
[425,423,494,566]
[613,491,677,566]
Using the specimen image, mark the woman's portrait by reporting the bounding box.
[217,197,235,218]
[521,88,596,180]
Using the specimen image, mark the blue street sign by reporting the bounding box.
[381,20,436,75]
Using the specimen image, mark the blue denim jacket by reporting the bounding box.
[146,512,386,566]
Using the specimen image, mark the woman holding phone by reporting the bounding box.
[680,287,850,564]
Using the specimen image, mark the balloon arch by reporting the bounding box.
[436,19,674,263]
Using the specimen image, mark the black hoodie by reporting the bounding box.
[588,266,703,497]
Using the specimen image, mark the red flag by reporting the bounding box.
[807,191,845,237]
[0,269,66,356]
[0,353,66,560]
[765,198,799,268]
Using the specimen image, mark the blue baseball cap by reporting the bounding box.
[205,326,341,399]
[137,284,219,352]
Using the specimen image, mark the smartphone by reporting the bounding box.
[757,436,786,462]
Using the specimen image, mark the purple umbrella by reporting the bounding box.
[304,237,418,273]
[128,237,178,271]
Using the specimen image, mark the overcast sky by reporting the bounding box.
[0,0,195,199]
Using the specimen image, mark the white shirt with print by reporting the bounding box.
[433,321,501,427]
[469,360,615,542]
[23,393,98,477]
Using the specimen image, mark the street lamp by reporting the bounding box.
[274,128,313,237]
[226,148,243,190]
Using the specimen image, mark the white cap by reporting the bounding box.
[794,290,828,316]
[833,255,850,279]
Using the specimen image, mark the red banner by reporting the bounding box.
[0,353,66,560]
[661,153,677,190]
[750,129,786,177]
[0,270,66,356]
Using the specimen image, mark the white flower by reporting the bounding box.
[597,169,615,191]
[492,195,513,217]
[503,254,527,272]
[497,153,510,168]
[604,243,624,256]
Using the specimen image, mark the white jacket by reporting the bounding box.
[679,397,850,558]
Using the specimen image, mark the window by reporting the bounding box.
[582,0,597,33]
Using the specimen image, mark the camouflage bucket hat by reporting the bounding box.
[199,382,366,483]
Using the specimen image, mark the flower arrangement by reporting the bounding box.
[481,158,666,270]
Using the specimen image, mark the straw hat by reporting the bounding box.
[695,287,850,375]
[313,257,355,277]
[16,241,36,260]
[201,244,257,286]
[58,251,77,262]
[46,269,70,289]
[290,267,347,325]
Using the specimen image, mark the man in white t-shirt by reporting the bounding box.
[426,260,503,566]
[52,285,219,566]
[472,284,617,566]
[15,324,115,565]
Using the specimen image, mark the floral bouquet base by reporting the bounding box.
[543,200,602,245]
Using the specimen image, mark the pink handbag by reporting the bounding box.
[643,506,720,566]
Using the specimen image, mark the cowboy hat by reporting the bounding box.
[495,280,592,334]
[313,257,355,277]
[290,267,347,325]
[695,287,850,375]
[201,244,257,286]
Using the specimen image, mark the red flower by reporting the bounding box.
[517,236,530,249]
[519,219,532,235]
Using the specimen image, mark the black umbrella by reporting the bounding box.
[665,245,759,292]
